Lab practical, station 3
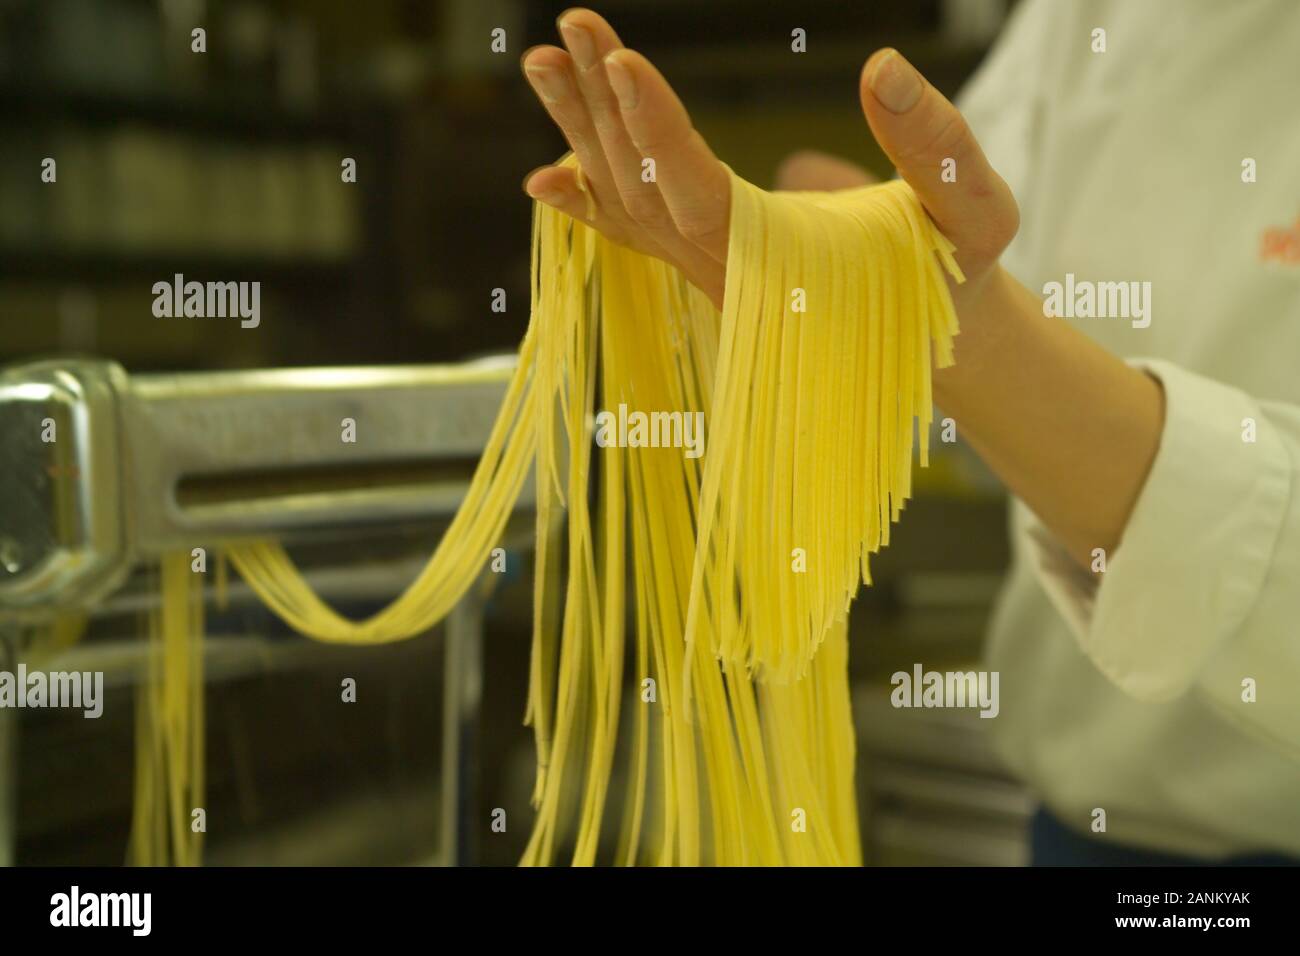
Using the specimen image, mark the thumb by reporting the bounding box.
[859,48,1019,268]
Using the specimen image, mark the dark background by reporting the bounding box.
[0,0,1005,371]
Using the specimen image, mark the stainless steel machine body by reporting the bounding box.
[0,356,533,865]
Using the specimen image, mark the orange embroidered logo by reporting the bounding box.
[1261,217,1300,264]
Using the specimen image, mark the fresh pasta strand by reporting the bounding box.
[128,552,205,867]
[216,157,960,866]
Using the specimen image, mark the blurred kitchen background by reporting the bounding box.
[0,0,1022,865]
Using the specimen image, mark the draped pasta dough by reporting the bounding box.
[199,158,961,866]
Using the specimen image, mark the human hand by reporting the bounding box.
[521,9,1019,308]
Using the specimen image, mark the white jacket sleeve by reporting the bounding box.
[1020,358,1299,755]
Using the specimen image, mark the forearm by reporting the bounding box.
[933,266,1165,567]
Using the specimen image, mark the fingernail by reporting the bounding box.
[604,53,638,110]
[869,49,922,114]
[559,19,597,71]
[524,64,568,104]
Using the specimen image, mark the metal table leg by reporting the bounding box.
[439,582,485,866]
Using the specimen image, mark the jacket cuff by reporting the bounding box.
[1018,359,1291,701]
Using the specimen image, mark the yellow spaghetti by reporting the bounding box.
[128,552,205,866]
[153,158,961,866]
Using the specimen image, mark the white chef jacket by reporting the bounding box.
[955,0,1300,857]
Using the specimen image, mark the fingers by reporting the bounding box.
[521,45,629,229]
[556,11,715,267]
[522,161,723,305]
[774,150,877,191]
[859,48,1019,263]
[519,9,729,306]
[602,49,731,263]
[522,164,631,242]
[556,12,660,220]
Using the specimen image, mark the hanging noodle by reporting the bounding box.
[128,552,205,866]
[190,157,960,866]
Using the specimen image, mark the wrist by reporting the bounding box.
[932,263,1028,410]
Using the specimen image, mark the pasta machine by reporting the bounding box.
[0,356,535,866]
